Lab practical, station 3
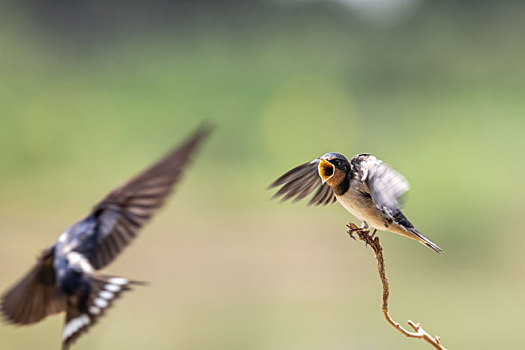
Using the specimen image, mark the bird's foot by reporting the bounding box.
[346,223,369,240]
[346,223,377,248]
[363,229,378,247]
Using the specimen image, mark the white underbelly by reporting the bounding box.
[336,193,388,230]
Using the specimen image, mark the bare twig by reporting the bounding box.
[346,223,447,350]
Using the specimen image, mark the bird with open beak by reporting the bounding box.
[269,152,442,254]
[1,125,212,349]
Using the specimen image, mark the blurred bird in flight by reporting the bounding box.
[269,152,442,254]
[1,125,212,349]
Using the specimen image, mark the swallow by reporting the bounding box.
[1,125,211,349]
[269,152,442,254]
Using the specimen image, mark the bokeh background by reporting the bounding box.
[1,0,524,349]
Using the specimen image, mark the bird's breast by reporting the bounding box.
[336,190,389,230]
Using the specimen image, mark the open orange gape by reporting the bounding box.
[318,158,335,183]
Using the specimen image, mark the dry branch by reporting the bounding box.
[346,223,447,350]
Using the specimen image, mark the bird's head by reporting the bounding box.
[318,153,350,187]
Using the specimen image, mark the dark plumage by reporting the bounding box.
[270,152,442,254]
[269,160,337,206]
[1,125,211,349]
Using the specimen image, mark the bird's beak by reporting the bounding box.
[318,159,335,184]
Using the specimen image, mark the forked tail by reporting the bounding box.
[409,228,443,254]
[62,274,145,349]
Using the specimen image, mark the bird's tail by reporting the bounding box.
[62,274,145,349]
[408,228,443,254]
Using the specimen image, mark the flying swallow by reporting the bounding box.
[1,125,212,349]
[269,152,442,253]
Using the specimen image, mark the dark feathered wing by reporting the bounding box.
[88,125,212,269]
[365,160,443,254]
[269,159,336,206]
[1,246,66,325]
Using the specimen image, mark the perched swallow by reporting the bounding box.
[1,125,211,349]
[269,152,442,253]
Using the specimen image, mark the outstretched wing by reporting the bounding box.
[1,246,66,325]
[365,159,410,216]
[87,125,212,269]
[269,159,337,206]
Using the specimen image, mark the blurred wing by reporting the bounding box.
[88,125,212,269]
[1,246,66,325]
[366,160,410,215]
[269,159,336,206]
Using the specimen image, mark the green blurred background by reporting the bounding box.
[1,1,524,349]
